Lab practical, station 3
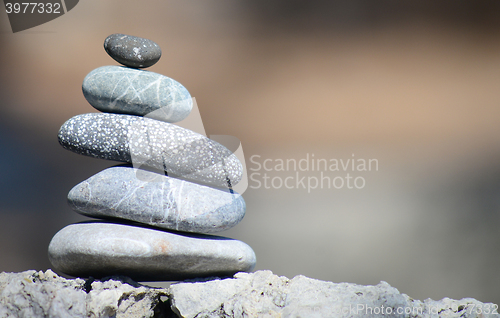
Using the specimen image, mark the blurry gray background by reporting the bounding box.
[1,0,500,304]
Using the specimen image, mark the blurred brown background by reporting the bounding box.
[1,0,500,304]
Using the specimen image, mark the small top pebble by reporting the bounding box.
[104,33,161,68]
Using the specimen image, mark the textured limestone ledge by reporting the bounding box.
[0,270,498,318]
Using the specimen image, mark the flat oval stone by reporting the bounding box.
[48,222,256,281]
[104,33,161,68]
[82,66,192,122]
[68,166,245,233]
[58,113,242,188]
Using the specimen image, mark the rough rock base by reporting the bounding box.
[0,269,498,318]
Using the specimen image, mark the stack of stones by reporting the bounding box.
[48,34,256,281]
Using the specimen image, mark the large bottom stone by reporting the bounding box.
[48,222,256,281]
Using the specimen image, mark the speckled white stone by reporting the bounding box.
[58,113,242,188]
[82,66,192,122]
[68,166,245,233]
[48,222,256,281]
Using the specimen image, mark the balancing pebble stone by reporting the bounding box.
[82,66,193,122]
[104,33,161,68]
[48,33,256,281]
[67,166,246,233]
[58,112,242,188]
[49,222,255,281]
